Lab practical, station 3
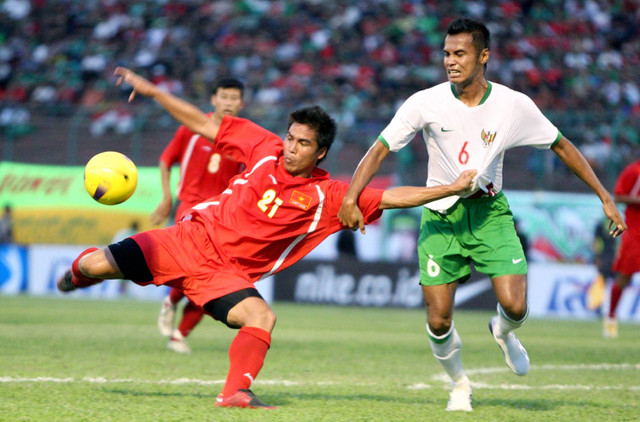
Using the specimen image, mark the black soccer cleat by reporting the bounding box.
[57,270,76,292]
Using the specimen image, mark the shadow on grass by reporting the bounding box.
[103,387,216,400]
[267,391,444,407]
[104,388,445,407]
[477,397,610,412]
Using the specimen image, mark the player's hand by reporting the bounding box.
[338,201,366,234]
[603,200,626,238]
[114,66,158,102]
[451,169,478,194]
[150,198,172,226]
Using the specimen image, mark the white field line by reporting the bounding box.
[1,363,639,391]
[429,362,640,382]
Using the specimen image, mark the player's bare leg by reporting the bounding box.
[57,247,123,292]
[215,296,277,409]
[423,282,472,412]
[489,274,530,375]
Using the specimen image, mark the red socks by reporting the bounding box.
[71,247,104,288]
[221,326,271,397]
[169,287,185,304]
[608,282,625,318]
[177,301,205,337]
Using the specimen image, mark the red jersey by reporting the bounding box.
[160,113,244,208]
[130,116,384,306]
[189,117,384,281]
[613,160,640,232]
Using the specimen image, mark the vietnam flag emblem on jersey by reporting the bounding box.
[290,190,312,210]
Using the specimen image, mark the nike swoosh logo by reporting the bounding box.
[440,127,454,132]
[512,258,523,264]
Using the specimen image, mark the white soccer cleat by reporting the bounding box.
[167,329,191,353]
[158,296,176,337]
[603,317,618,338]
[446,377,472,412]
[489,316,530,376]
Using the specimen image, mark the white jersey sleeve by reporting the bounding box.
[378,91,428,152]
[506,91,561,150]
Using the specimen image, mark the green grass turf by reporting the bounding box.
[0,295,638,421]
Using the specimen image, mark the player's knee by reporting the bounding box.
[427,315,452,335]
[500,301,527,321]
[232,306,275,331]
[205,289,271,330]
[257,308,277,331]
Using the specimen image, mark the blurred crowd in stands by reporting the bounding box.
[1,0,639,180]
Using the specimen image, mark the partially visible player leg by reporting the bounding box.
[423,283,472,412]
[178,301,205,337]
[158,288,186,337]
[57,247,122,292]
[167,301,205,353]
[205,291,277,409]
[604,273,631,338]
[489,274,530,375]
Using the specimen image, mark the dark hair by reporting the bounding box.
[210,78,245,97]
[447,18,490,54]
[288,106,337,164]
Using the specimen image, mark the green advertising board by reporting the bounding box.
[0,162,177,245]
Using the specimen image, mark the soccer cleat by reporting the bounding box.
[57,270,76,292]
[215,389,277,409]
[58,247,102,292]
[446,377,472,412]
[167,328,191,353]
[489,316,530,376]
[603,317,618,338]
[158,296,177,337]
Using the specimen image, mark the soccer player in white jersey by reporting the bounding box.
[338,17,626,412]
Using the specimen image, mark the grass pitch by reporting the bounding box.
[1,295,638,421]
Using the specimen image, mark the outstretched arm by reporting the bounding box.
[338,140,390,233]
[552,137,626,237]
[150,160,172,225]
[114,67,220,140]
[380,170,477,209]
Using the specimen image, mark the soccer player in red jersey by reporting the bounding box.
[604,159,640,338]
[152,78,247,354]
[57,67,476,409]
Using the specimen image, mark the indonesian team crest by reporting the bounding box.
[481,129,496,148]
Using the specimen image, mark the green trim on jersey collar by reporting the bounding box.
[479,81,492,104]
[377,135,391,149]
[449,81,493,105]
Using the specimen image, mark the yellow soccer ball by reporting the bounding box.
[84,151,138,205]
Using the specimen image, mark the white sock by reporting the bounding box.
[427,323,466,384]
[495,303,529,335]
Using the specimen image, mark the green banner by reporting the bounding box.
[0,162,177,245]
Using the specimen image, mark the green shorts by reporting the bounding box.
[417,192,527,285]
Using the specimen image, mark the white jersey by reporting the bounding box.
[379,81,561,212]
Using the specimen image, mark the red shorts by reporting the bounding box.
[612,230,640,275]
[129,220,255,308]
